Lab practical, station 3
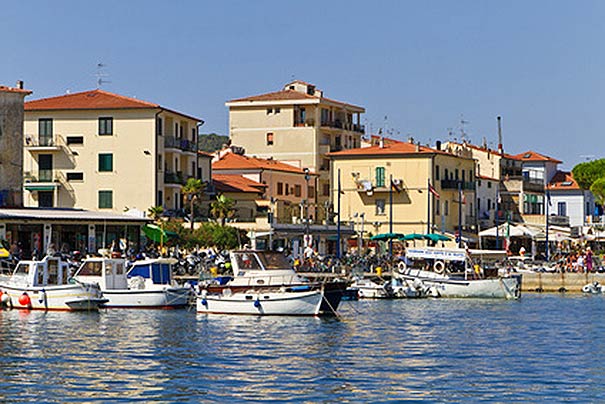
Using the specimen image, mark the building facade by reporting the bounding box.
[226,80,365,221]
[0,82,31,207]
[23,89,209,215]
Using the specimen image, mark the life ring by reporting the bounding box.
[397,261,407,274]
[433,260,445,274]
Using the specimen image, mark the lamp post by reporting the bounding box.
[354,212,365,255]
[389,174,393,256]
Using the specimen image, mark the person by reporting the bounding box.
[576,253,585,273]
[519,246,526,257]
[586,247,593,272]
[46,242,57,257]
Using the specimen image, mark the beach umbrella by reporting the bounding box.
[424,233,451,242]
[370,232,405,241]
[400,233,428,241]
[142,224,179,243]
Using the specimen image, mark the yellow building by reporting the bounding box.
[23,89,211,215]
[226,80,365,221]
[329,139,477,242]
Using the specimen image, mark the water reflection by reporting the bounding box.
[1,296,605,402]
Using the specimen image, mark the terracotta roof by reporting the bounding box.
[369,135,403,144]
[328,142,455,158]
[514,150,562,164]
[227,88,364,110]
[447,141,521,160]
[213,174,266,193]
[213,152,309,174]
[25,89,201,121]
[477,174,499,182]
[0,85,32,95]
[547,171,580,190]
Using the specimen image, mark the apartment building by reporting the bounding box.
[226,80,365,221]
[23,89,209,214]
[329,140,476,240]
[0,81,31,206]
[547,171,596,229]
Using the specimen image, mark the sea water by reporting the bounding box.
[1,294,604,402]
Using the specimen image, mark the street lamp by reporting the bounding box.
[354,212,365,254]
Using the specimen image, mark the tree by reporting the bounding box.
[210,194,236,226]
[147,205,164,223]
[182,177,205,230]
[198,133,229,152]
[591,177,605,207]
[572,159,605,190]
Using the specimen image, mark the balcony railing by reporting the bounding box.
[25,135,59,147]
[320,120,365,133]
[164,136,198,153]
[24,169,55,183]
[164,171,185,185]
[440,180,475,190]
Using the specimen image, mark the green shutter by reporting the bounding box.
[99,154,113,172]
[375,167,385,187]
[98,190,113,208]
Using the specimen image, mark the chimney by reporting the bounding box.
[16,80,23,89]
[415,142,420,152]
[436,140,442,151]
[379,137,384,148]
[497,116,503,155]
[408,136,414,144]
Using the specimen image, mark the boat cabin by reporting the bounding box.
[228,251,305,286]
[74,258,127,290]
[9,256,71,288]
[127,258,177,286]
[404,247,504,278]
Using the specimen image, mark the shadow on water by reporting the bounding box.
[1,294,605,402]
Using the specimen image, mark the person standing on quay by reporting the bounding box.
[586,247,593,273]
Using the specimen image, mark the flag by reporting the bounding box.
[429,183,440,199]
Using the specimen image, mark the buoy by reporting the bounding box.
[254,298,261,308]
[39,289,47,305]
[434,261,445,274]
[18,292,31,307]
[201,298,208,306]
[0,293,9,306]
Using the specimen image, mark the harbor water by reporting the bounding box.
[1,294,604,402]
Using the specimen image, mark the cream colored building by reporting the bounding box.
[330,140,477,243]
[0,81,31,207]
[23,89,209,214]
[226,80,365,221]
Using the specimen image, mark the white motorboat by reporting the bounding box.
[397,247,522,299]
[196,250,346,316]
[582,281,604,294]
[348,277,390,299]
[74,257,191,309]
[0,255,107,311]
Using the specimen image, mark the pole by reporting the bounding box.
[458,181,462,248]
[360,213,365,254]
[336,169,342,259]
[427,179,431,234]
[496,189,500,250]
[545,190,550,261]
[389,174,393,256]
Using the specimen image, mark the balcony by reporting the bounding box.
[24,135,62,151]
[164,171,185,186]
[23,170,60,192]
[440,180,475,190]
[320,120,365,134]
[164,136,199,153]
[294,118,315,127]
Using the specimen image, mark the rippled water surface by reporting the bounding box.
[1,294,605,402]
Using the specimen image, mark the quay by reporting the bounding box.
[521,272,605,293]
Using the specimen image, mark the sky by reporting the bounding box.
[1,0,603,170]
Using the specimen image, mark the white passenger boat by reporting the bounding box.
[74,257,190,309]
[196,250,346,316]
[397,247,522,299]
[0,255,107,311]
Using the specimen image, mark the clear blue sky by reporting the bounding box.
[2,0,603,169]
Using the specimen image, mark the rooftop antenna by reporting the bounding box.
[459,114,469,141]
[95,62,111,88]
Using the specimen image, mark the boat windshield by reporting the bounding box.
[78,261,103,276]
[14,262,29,276]
[257,252,290,270]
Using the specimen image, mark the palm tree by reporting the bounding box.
[210,194,236,226]
[147,205,164,223]
[182,177,205,230]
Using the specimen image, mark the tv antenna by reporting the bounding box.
[95,62,111,88]
[459,114,470,141]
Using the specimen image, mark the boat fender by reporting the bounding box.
[1,293,10,307]
[38,289,47,304]
[433,261,445,274]
[254,297,261,308]
[397,261,407,274]
[19,292,31,308]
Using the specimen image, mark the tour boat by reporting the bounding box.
[397,247,522,299]
[0,255,107,311]
[74,257,191,309]
[196,250,346,316]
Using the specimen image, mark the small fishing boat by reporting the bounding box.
[348,276,390,299]
[74,257,191,309]
[582,281,604,294]
[397,247,522,299]
[0,255,107,311]
[196,250,346,316]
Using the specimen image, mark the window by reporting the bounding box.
[376,199,386,215]
[98,190,113,209]
[435,165,440,181]
[322,183,330,196]
[444,169,449,180]
[487,182,492,188]
[39,118,53,146]
[157,190,163,206]
[191,128,196,142]
[558,202,567,216]
[487,199,492,210]
[275,107,280,114]
[277,182,283,195]
[66,172,84,181]
[158,155,163,171]
[266,132,274,146]
[375,167,385,188]
[156,117,163,136]
[455,169,459,180]
[436,200,440,215]
[174,123,178,136]
[66,136,84,145]
[586,201,591,217]
[462,170,466,182]
[98,117,113,135]
[266,108,273,115]
[477,198,481,211]
[98,153,113,172]
[308,186,315,199]
[294,184,302,197]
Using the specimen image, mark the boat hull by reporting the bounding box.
[400,270,522,299]
[101,287,191,309]
[0,284,107,311]
[197,288,329,316]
